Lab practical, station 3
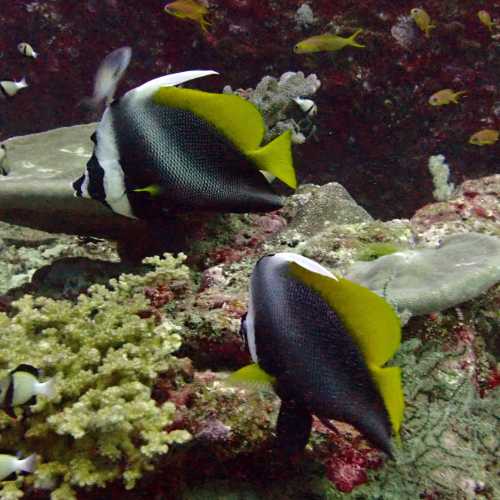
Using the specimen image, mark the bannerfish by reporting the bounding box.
[428,89,466,106]
[478,10,494,32]
[82,46,132,111]
[164,0,210,33]
[17,42,37,59]
[72,70,296,219]
[0,364,56,417]
[0,453,37,481]
[294,30,365,54]
[0,77,28,97]
[469,129,499,146]
[410,8,436,37]
[228,253,404,456]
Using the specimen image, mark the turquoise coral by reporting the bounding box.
[0,253,192,499]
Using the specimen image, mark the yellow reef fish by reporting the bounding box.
[410,8,436,37]
[164,0,210,32]
[469,129,499,146]
[428,89,466,106]
[477,10,494,32]
[294,29,365,54]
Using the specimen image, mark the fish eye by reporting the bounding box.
[293,44,299,52]
[410,8,419,15]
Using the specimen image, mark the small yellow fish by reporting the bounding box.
[164,0,210,32]
[294,29,365,54]
[410,8,436,37]
[428,89,466,106]
[477,10,494,32]
[469,129,499,146]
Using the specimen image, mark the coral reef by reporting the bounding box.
[223,71,321,143]
[0,222,119,296]
[428,154,455,201]
[0,254,193,499]
[411,174,500,246]
[0,172,498,499]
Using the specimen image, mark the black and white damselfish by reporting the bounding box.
[73,69,297,219]
[0,364,56,417]
[228,253,404,457]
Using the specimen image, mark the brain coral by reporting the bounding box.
[0,254,192,500]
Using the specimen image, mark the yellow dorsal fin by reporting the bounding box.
[368,364,404,434]
[287,262,401,367]
[225,363,276,391]
[153,87,265,151]
[246,130,296,189]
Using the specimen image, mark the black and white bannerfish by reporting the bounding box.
[0,453,37,481]
[82,46,132,111]
[0,364,56,417]
[17,42,38,59]
[72,70,296,218]
[0,77,28,97]
[228,253,404,457]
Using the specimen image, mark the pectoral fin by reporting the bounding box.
[132,184,163,197]
[225,363,276,391]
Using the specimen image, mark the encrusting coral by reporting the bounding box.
[0,254,193,499]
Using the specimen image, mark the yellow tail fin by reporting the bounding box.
[246,130,297,189]
[348,29,365,48]
[452,91,467,103]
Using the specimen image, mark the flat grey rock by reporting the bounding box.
[0,124,148,241]
[346,233,500,316]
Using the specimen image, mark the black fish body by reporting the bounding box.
[111,97,283,218]
[240,253,402,456]
[73,71,294,219]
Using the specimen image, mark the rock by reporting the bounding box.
[346,233,500,316]
[0,123,148,241]
[0,125,273,261]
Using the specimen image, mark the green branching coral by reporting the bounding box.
[357,338,499,499]
[0,254,193,499]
